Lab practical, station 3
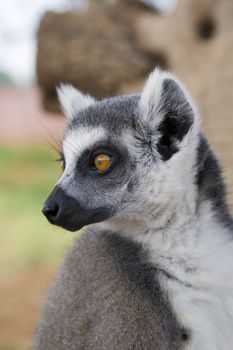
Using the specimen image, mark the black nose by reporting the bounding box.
[42,203,59,222]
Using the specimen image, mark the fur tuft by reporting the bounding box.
[57,84,95,120]
[139,68,199,128]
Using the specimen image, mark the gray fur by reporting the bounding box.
[33,230,188,349]
[196,134,233,229]
[68,94,140,133]
[34,68,233,349]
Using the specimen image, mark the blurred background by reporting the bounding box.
[0,0,233,349]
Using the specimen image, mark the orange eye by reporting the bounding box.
[94,154,111,172]
[61,160,65,172]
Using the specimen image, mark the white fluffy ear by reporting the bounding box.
[57,84,96,120]
[139,68,198,160]
[139,68,166,126]
[139,68,197,127]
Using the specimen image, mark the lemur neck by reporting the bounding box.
[104,187,198,243]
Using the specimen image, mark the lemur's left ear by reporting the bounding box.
[139,68,198,160]
[57,85,96,120]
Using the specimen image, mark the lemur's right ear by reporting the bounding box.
[57,85,96,120]
[139,68,199,160]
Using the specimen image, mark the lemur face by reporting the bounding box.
[43,96,140,231]
[42,69,198,232]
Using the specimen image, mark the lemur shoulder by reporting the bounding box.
[34,69,233,350]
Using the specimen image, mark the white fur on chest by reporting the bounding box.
[140,205,233,350]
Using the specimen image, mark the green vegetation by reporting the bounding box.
[0,145,74,270]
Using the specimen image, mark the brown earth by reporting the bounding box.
[0,267,56,350]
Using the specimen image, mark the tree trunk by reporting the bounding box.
[37,0,158,112]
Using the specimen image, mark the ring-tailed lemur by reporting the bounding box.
[34,69,233,350]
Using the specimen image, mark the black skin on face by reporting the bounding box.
[42,186,114,232]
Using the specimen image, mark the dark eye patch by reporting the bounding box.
[76,140,125,178]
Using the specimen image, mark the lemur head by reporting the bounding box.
[42,69,200,232]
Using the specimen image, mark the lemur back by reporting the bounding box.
[34,69,233,350]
